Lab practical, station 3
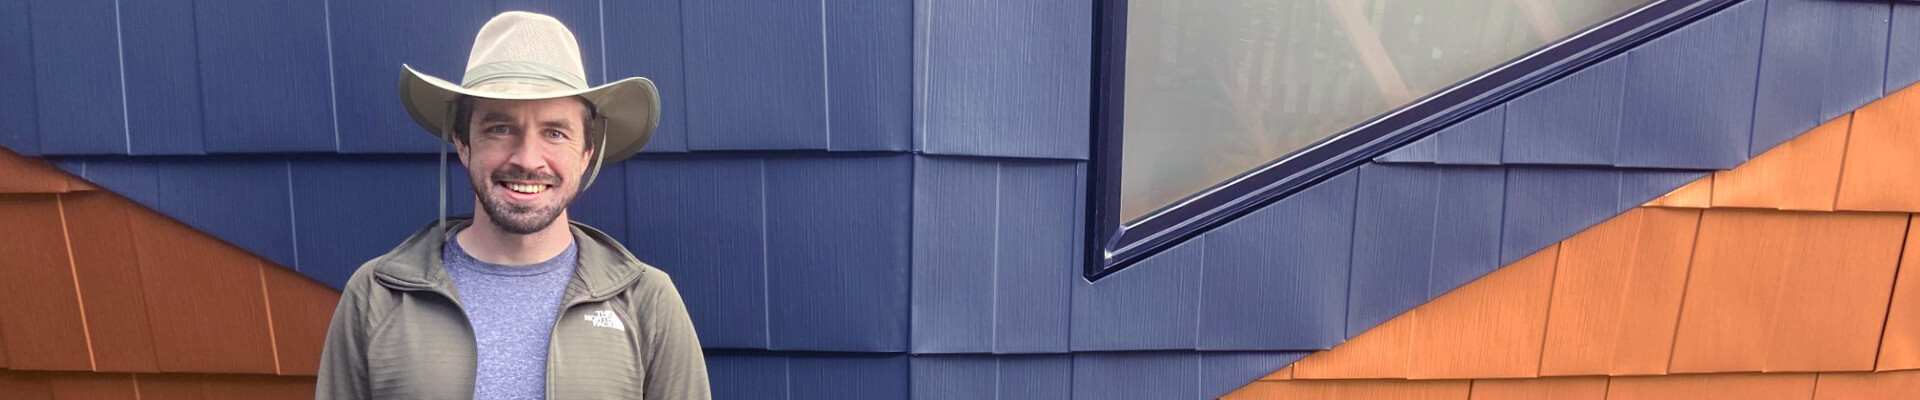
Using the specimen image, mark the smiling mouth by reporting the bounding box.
[500,181,551,195]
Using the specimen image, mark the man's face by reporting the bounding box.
[455,96,595,235]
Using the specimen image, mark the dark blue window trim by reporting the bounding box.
[1085,0,1745,281]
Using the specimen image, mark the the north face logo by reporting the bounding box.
[585,309,625,331]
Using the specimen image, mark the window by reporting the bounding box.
[1088,0,1738,279]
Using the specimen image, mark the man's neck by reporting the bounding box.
[455,211,576,266]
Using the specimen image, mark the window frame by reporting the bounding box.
[1084,0,1745,281]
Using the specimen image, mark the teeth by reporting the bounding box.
[505,182,547,194]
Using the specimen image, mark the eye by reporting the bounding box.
[545,130,569,140]
[484,125,510,135]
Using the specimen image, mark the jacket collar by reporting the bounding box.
[371,217,649,301]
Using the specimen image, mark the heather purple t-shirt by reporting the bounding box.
[443,233,578,400]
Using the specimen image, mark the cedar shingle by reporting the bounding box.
[0,194,94,371]
[133,374,205,399]
[1408,246,1558,379]
[1467,376,1607,400]
[1607,373,1815,400]
[1813,370,1920,400]
[1643,176,1712,209]
[1540,208,1699,376]
[1712,115,1850,211]
[1880,216,1920,372]
[0,370,53,400]
[1291,311,1414,379]
[129,210,278,374]
[1761,212,1907,371]
[262,265,340,376]
[1671,210,1906,373]
[1836,86,1920,212]
[46,372,138,400]
[61,192,161,372]
[197,374,318,399]
[1226,379,1471,400]
[0,148,73,194]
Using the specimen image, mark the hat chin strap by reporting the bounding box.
[439,101,455,242]
[580,116,609,192]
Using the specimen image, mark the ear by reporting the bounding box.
[453,138,471,165]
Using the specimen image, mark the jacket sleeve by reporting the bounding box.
[639,272,712,400]
[316,270,375,400]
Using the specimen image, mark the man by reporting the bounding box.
[317,12,709,399]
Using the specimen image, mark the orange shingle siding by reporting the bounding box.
[1291,310,1414,379]
[1408,246,1558,379]
[0,148,78,194]
[1466,376,1608,400]
[0,195,95,371]
[1836,86,1920,212]
[1228,67,1920,398]
[1710,115,1850,211]
[1540,208,1697,376]
[0,149,339,386]
[1643,175,1712,208]
[1811,370,1920,400]
[62,192,162,373]
[1669,210,1906,373]
[1880,220,1920,372]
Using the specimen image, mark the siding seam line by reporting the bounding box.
[114,0,130,154]
[56,194,100,370]
[1663,208,1708,374]
[1869,214,1914,371]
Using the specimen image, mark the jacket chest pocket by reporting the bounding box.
[367,296,478,399]
[548,304,644,399]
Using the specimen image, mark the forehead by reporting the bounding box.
[469,96,590,125]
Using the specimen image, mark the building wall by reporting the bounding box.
[1226,75,1920,400]
[2,0,1918,398]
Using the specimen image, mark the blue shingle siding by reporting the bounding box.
[919,0,1093,160]
[604,0,691,154]
[706,354,789,400]
[1071,352,1200,400]
[1200,352,1312,399]
[1887,3,1920,95]
[30,0,125,155]
[155,159,299,268]
[14,0,1909,398]
[790,355,912,400]
[911,355,1078,400]
[682,0,830,150]
[1199,168,1358,350]
[121,0,206,156]
[290,158,473,288]
[328,0,493,154]
[77,159,162,210]
[626,157,771,349]
[1615,0,1765,170]
[911,156,1080,354]
[825,0,916,152]
[1503,57,1627,166]
[1070,239,1205,351]
[196,0,338,153]
[1749,0,1891,157]
[763,155,914,352]
[0,0,40,156]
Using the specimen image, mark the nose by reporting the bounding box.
[505,132,548,172]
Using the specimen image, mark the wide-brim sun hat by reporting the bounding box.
[398,11,659,189]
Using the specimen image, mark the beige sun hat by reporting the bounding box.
[398,11,659,189]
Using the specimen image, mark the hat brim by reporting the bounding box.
[398,64,659,163]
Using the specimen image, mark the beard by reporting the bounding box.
[471,163,576,235]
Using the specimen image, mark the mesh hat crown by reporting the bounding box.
[398,11,660,171]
